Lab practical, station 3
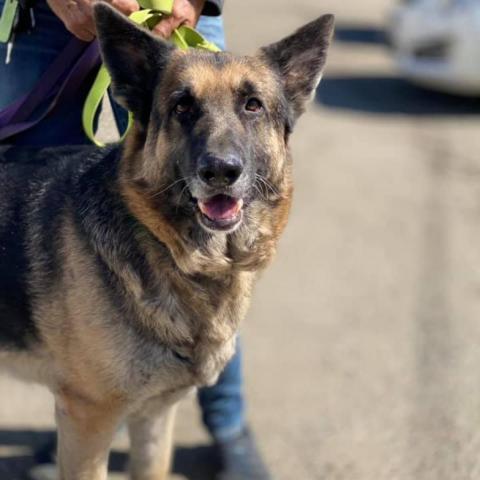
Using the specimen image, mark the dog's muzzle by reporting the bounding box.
[193,153,246,232]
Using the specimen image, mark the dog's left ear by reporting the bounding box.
[94,2,175,127]
[260,14,334,121]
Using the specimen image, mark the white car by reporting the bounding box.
[389,0,480,95]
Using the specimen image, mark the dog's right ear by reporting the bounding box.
[260,14,334,122]
[93,2,174,126]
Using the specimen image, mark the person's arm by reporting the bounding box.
[47,0,139,42]
[47,0,223,43]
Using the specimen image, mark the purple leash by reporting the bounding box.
[0,38,101,142]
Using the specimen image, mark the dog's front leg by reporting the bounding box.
[128,403,178,480]
[55,392,124,480]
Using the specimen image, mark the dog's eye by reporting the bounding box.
[245,98,263,113]
[174,97,194,115]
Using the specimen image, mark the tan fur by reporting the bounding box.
[55,390,124,480]
[121,180,231,275]
[128,402,178,480]
[182,58,276,99]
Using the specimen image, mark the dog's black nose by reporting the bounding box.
[197,154,243,188]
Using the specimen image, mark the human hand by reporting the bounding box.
[47,0,140,42]
[152,0,206,38]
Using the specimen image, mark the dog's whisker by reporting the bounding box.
[255,174,279,197]
[265,180,279,196]
[254,175,270,201]
[175,182,192,214]
[260,182,268,200]
[149,177,189,199]
[254,175,268,198]
[179,183,190,201]
[253,182,267,202]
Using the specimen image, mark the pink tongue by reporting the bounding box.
[199,195,241,221]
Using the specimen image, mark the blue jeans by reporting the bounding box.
[0,3,245,440]
[0,0,96,145]
[198,338,245,441]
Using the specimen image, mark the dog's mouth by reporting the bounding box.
[197,194,244,231]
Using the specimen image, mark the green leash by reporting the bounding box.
[83,0,220,146]
[0,0,18,43]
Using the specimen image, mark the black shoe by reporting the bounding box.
[215,427,272,480]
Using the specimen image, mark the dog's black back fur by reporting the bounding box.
[0,146,120,349]
[0,145,181,353]
[0,149,37,348]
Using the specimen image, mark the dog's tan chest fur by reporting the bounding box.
[31,217,252,408]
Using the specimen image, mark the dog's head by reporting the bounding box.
[94,4,333,272]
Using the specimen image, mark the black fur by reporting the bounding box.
[261,14,335,120]
[0,160,35,348]
[0,145,156,350]
[94,3,174,127]
[0,147,84,348]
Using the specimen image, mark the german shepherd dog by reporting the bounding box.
[0,4,333,479]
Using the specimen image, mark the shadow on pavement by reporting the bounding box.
[334,24,387,46]
[0,429,219,480]
[316,76,480,116]
[110,445,220,480]
[0,429,55,480]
